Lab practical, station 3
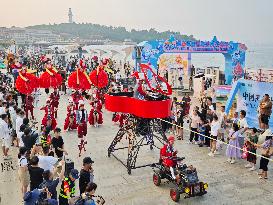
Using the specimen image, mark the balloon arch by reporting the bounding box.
[134,35,247,85]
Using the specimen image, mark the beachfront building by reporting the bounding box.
[0,27,61,45]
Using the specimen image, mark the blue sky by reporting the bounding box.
[1,0,273,44]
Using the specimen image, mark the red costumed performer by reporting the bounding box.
[160,136,178,179]
[40,99,57,130]
[71,90,83,110]
[88,98,103,127]
[39,59,62,88]
[76,100,88,157]
[68,60,91,90]
[89,65,109,89]
[25,95,35,120]
[49,88,60,118]
[64,99,78,131]
[112,112,120,124]
[15,63,38,95]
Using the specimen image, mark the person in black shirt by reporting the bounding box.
[176,104,184,140]
[22,128,38,151]
[79,157,94,194]
[39,160,65,200]
[28,156,44,191]
[51,128,67,158]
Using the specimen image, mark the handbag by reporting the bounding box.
[242,144,248,159]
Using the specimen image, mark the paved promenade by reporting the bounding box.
[0,92,272,205]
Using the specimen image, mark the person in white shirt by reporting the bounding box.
[0,102,7,115]
[31,145,58,172]
[16,110,25,135]
[189,109,201,144]
[0,92,4,101]
[208,115,221,157]
[211,88,217,110]
[18,147,30,196]
[17,124,26,148]
[115,70,121,82]
[0,114,12,160]
[207,97,215,113]
[238,110,249,149]
[8,104,17,129]
[218,106,227,141]
[239,110,249,134]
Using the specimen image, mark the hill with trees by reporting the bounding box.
[27,23,194,43]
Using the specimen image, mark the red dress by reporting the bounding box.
[39,67,62,88]
[49,91,60,118]
[25,95,34,119]
[68,68,91,90]
[112,113,120,123]
[40,105,57,130]
[89,66,109,88]
[160,144,177,167]
[15,70,39,94]
[64,105,78,130]
[88,101,103,125]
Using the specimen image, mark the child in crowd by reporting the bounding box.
[245,128,259,171]
[198,119,206,147]
[226,123,242,164]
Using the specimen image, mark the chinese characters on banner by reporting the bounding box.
[237,79,273,129]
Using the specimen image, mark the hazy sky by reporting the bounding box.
[1,0,273,44]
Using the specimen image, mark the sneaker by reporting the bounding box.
[245,164,252,168]
[208,152,214,157]
[249,166,256,171]
[194,141,199,145]
[227,158,231,162]
[213,151,220,155]
[187,141,193,144]
[230,160,235,164]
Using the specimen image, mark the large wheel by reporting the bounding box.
[170,188,180,202]
[153,173,161,186]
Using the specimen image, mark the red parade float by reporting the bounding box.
[106,63,172,174]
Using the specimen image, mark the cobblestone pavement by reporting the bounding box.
[0,91,272,205]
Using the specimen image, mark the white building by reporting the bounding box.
[1,27,61,45]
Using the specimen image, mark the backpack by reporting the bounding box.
[69,195,94,205]
[69,196,86,205]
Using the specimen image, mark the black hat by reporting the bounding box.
[83,157,94,164]
[54,127,61,133]
[70,169,79,179]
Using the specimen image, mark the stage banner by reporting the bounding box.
[237,79,273,129]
